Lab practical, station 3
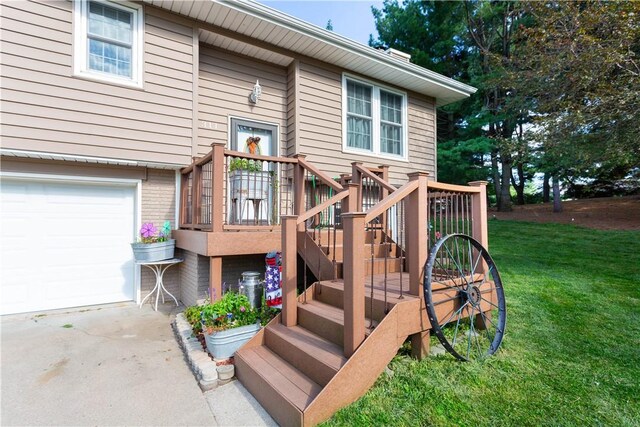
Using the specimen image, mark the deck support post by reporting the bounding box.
[211,143,226,232]
[342,212,366,357]
[209,256,222,302]
[410,330,431,360]
[406,172,429,297]
[351,162,364,211]
[293,154,306,232]
[281,215,298,326]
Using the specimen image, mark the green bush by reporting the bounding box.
[184,291,279,335]
[228,158,263,172]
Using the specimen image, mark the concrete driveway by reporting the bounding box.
[0,303,274,426]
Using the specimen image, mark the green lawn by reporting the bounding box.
[324,220,640,426]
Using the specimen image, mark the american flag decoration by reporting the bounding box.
[265,251,282,309]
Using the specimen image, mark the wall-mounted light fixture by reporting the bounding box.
[249,80,262,104]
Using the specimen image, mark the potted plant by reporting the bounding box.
[228,157,272,200]
[184,292,278,359]
[130,221,175,262]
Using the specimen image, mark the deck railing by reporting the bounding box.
[180,149,215,230]
[181,144,362,232]
[340,174,487,356]
[180,144,488,358]
[180,144,299,231]
[223,150,297,228]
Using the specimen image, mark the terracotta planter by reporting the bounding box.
[204,323,261,359]
[131,239,175,262]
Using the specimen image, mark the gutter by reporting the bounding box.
[0,149,186,170]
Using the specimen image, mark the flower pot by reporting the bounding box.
[131,239,175,262]
[230,170,272,200]
[204,323,261,359]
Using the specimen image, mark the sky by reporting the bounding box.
[261,1,384,45]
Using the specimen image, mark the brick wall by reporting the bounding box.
[179,250,210,306]
[177,252,268,307]
[140,169,178,296]
[222,254,267,288]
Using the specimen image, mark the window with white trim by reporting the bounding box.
[343,75,408,160]
[74,0,143,87]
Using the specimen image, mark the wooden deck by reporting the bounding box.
[236,270,496,426]
[236,274,431,426]
[174,228,280,256]
[178,147,491,426]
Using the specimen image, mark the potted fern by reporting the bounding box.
[130,221,175,262]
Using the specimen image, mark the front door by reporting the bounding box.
[229,118,279,224]
[230,118,278,157]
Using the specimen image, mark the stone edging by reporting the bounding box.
[172,313,235,391]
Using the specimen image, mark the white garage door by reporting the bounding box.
[1,177,137,315]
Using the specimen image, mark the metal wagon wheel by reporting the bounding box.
[424,233,506,361]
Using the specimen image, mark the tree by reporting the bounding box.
[512,1,640,209]
[325,19,333,31]
[371,1,533,211]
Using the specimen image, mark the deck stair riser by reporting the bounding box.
[313,281,403,322]
[264,323,347,387]
[235,344,321,426]
[297,300,350,347]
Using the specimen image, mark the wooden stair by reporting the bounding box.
[236,219,422,425]
[298,229,404,283]
[235,272,422,426]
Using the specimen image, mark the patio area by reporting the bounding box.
[0,303,274,426]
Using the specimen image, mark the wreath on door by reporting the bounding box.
[246,136,261,155]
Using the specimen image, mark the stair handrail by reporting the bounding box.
[426,180,482,194]
[297,189,349,225]
[363,180,419,223]
[297,156,344,192]
[354,164,396,195]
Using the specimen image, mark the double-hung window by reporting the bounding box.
[343,75,408,160]
[74,0,143,87]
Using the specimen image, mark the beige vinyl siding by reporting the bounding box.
[285,61,298,157]
[198,46,288,156]
[0,1,193,165]
[296,61,436,186]
[407,95,437,180]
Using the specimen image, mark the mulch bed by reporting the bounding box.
[491,195,640,230]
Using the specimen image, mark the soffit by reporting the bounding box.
[199,29,293,66]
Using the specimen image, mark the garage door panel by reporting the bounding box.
[1,178,137,315]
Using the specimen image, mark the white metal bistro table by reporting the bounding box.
[137,258,183,311]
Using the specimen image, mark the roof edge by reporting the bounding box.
[218,0,477,102]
